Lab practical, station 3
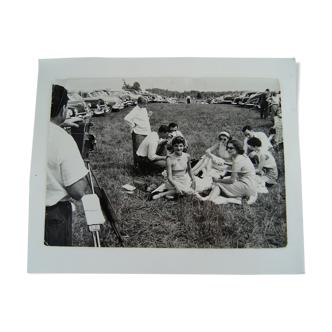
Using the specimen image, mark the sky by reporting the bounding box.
[55,77,280,93]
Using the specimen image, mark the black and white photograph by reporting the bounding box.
[47,77,286,249]
[27,57,303,274]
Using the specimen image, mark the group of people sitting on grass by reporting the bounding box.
[124,96,283,205]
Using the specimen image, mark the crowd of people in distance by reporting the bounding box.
[124,94,283,205]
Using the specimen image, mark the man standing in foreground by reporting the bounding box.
[45,85,88,246]
[136,125,171,173]
[124,97,152,167]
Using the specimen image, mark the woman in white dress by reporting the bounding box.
[152,136,196,200]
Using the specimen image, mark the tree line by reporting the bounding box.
[122,79,239,99]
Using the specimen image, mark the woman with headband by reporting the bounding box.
[192,131,233,178]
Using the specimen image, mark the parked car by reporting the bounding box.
[78,91,111,115]
[222,94,238,103]
[239,91,260,105]
[67,91,93,117]
[232,92,254,105]
[243,92,264,107]
[110,91,134,107]
[92,90,125,111]
[210,96,224,104]
[121,90,141,104]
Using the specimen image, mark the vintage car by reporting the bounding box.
[92,90,125,111]
[232,91,257,105]
[238,91,260,106]
[108,90,136,107]
[78,91,111,115]
[210,96,224,104]
[121,90,141,104]
[222,94,238,103]
[243,92,264,107]
[67,91,93,117]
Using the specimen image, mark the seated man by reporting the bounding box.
[136,125,171,173]
[242,125,273,156]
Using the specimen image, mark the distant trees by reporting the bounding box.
[122,79,141,91]
[124,82,233,99]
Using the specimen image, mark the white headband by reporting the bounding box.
[219,131,231,138]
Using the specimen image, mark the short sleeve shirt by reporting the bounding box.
[46,122,88,206]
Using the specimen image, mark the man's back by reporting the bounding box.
[46,122,88,206]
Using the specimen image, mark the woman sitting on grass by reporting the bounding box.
[195,139,257,204]
[247,137,278,185]
[152,136,196,200]
[191,131,233,178]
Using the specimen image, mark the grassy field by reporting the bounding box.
[72,101,287,248]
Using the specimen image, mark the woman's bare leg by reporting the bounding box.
[152,189,176,200]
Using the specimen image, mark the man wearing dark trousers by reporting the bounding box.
[45,84,88,246]
[259,89,271,119]
[136,125,171,173]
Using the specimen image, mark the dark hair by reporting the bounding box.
[158,125,170,133]
[227,139,245,155]
[172,136,186,146]
[51,85,69,118]
[169,122,178,129]
[219,131,232,140]
[242,125,252,133]
[265,89,270,92]
[247,137,262,147]
[137,97,148,106]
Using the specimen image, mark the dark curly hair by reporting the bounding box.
[172,136,186,146]
[227,139,245,155]
[51,85,69,119]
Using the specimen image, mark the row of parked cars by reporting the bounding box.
[209,91,268,107]
[67,89,176,119]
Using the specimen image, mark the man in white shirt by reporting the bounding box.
[136,125,171,173]
[45,85,88,246]
[242,125,273,156]
[124,97,152,166]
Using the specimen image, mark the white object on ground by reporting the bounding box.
[122,184,136,191]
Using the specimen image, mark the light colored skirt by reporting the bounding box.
[216,177,257,198]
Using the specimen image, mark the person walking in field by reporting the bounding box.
[152,136,196,200]
[45,85,88,246]
[124,97,152,167]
